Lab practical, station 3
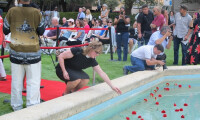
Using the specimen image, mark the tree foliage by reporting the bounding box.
[105,0,119,10]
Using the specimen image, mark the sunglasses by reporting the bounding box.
[108,22,112,23]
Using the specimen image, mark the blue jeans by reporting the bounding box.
[173,36,188,65]
[116,32,129,61]
[124,56,154,73]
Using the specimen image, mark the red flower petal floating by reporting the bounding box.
[144,99,148,102]
[184,103,188,106]
[181,115,185,118]
[141,119,144,120]
[188,85,191,88]
[158,94,162,97]
[156,87,159,90]
[174,103,177,107]
[156,102,159,105]
[132,111,136,115]
[150,93,154,97]
[164,88,170,91]
[166,83,169,86]
[163,114,167,117]
[126,117,130,120]
[178,85,182,88]
[161,110,166,113]
[180,108,183,111]
[154,90,157,93]
[174,83,178,86]
[175,109,179,112]
[138,115,142,118]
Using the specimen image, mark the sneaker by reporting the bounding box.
[123,67,129,75]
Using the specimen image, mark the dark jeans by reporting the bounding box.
[173,36,188,65]
[124,56,154,73]
[116,32,129,61]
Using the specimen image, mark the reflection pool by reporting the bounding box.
[66,74,200,120]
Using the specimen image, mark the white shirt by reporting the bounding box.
[86,14,93,21]
[131,45,157,60]
[54,11,58,17]
[148,31,169,49]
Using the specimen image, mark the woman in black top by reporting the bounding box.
[114,7,130,61]
[56,41,122,95]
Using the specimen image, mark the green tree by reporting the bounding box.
[105,0,119,10]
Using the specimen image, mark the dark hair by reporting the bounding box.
[169,11,174,15]
[98,19,102,26]
[141,4,148,9]
[180,5,188,11]
[78,20,84,27]
[154,44,164,52]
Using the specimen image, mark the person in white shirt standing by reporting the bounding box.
[123,44,165,75]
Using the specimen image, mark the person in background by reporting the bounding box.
[44,8,51,27]
[107,18,116,49]
[62,17,68,27]
[135,9,142,21]
[50,6,60,26]
[99,4,109,20]
[128,22,138,54]
[67,19,85,46]
[161,9,169,26]
[151,6,165,33]
[77,7,85,20]
[137,4,154,46]
[56,41,122,95]
[0,9,6,81]
[40,17,60,46]
[114,6,130,61]
[123,44,165,75]
[169,11,175,31]
[82,7,86,13]
[83,18,90,34]
[58,18,74,42]
[173,5,192,65]
[3,0,45,111]
[86,9,93,27]
[148,26,173,67]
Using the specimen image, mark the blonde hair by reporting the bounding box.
[83,41,102,55]
[154,6,161,13]
[86,9,91,15]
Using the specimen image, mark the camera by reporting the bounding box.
[162,60,167,71]
[120,11,123,15]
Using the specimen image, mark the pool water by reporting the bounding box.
[66,75,200,120]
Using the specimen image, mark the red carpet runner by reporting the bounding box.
[0,75,89,101]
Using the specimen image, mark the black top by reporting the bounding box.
[129,28,137,39]
[137,11,154,33]
[115,15,129,33]
[63,47,98,70]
